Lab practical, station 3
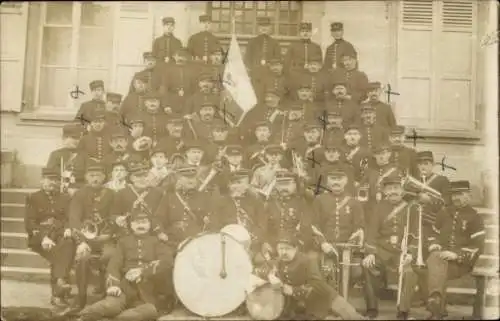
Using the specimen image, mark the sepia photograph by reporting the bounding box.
[0,1,498,320]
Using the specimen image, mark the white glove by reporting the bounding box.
[164,107,172,114]
[403,254,413,266]
[125,268,143,283]
[268,273,282,286]
[130,127,142,138]
[106,286,122,297]
[41,236,55,250]
[157,232,169,242]
[63,228,72,238]
[321,242,335,254]
[362,254,376,268]
[429,244,442,252]
[203,216,210,225]
[76,242,91,260]
[115,215,128,228]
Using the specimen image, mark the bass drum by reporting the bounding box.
[173,232,253,317]
[220,224,251,251]
[246,283,285,320]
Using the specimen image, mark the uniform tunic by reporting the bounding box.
[78,131,113,165]
[128,68,163,94]
[284,40,322,71]
[255,71,288,104]
[417,173,451,232]
[343,145,372,183]
[46,147,86,185]
[324,39,356,72]
[75,99,105,124]
[120,91,147,121]
[152,33,183,64]
[324,97,361,126]
[138,110,169,145]
[245,34,281,72]
[359,124,390,152]
[367,100,397,129]
[187,31,221,61]
[289,69,330,102]
[162,64,197,114]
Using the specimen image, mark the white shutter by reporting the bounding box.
[397,0,435,128]
[112,2,154,95]
[0,2,28,112]
[435,0,477,130]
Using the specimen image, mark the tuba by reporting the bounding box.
[401,176,444,203]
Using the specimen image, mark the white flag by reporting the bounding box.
[222,33,257,126]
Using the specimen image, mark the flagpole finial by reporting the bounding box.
[231,17,236,34]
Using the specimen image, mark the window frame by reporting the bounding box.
[33,2,115,113]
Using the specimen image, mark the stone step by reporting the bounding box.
[0,188,36,204]
[1,266,51,282]
[1,232,28,249]
[1,203,25,218]
[1,217,25,233]
[1,248,49,269]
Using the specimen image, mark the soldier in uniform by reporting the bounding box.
[320,111,346,146]
[255,56,288,105]
[254,232,365,320]
[110,159,166,240]
[251,144,287,191]
[291,83,321,120]
[46,123,85,194]
[331,51,369,103]
[104,160,128,193]
[312,167,364,289]
[75,80,106,124]
[358,104,390,152]
[281,104,307,149]
[246,121,273,169]
[389,125,418,178]
[288,122,323,180]
[161,47,197,115]
[284,22,322,72]
[25,168,74,306]
[156,116,186,160]
[75,208,175,321]
[325,81,361,126]
[128,52,163,94]
[426,180,485,320]
[245,16,281,82]
[102,126,131,177]
[363,81,397,128]
[324,22,356,73]
[187,14,221,63]
[152,17,183,66]
[343,124,372,184]
[204,122,232,163]
[121,73,149,121]
[155,165,215,248]
[183,100,220,141]
[315,142,356,196]
[66,164,115,311]
[361,176,421,320]
[104,92,124,128]
[148,146,175,188]
[138,91,169,146]
[290,52,329,103]
[78,108,112,166]
[186,71,220,115]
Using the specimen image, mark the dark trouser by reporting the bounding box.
[29,234,75,296]
[362,249,418,313]
[79,267,173,321]
[426,251,471,313]
[75,241,116,307]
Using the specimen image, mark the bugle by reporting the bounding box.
[401,176,444,203]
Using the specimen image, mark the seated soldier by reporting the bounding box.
[315,142,356,195]
[104,92,123,128]
[78,108,113,165]
[389,125,418,178]
[25,168,75,307]
[246,121,273,169]
[331,51,369,103]
[75,208,175,321]
[183,100,220,141]
[251,144,287,192]
[253,232,365,320]
[325,81,360,126]
[342,124,372,185]
[102,126,131,177]
[426,181,485,320]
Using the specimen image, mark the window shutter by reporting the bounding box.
[435,0,477,131]
[112,2,153,94]
[397,0,436,128]
[0,2,28,112]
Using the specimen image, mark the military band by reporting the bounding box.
[25,15,486,321]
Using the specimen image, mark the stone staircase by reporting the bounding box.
[1,188,499,307]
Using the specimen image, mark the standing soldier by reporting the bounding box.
[312,168,365,288]
[66,164,115,312]
[185,72,220,114]
[343,124,372,184]
[245,16,281,81]
[288,122,323,180]
[256,57,288,105]
[364,82,397,129]
[325,81,361,127]
[187,14,221,64]
[155,165,215,248]
[358,104,390,152]
[284,22,322,73]
[25,168,74,307]
[281,104,307,149]
[103,92,123,128]
[426,180,485,320]
[121,73,149,121]
[152,17,183,66]
[361,176,421,320]
[389,125,418,178]
[128,52,163,94]
[75,208,176,321]
[331,51,369,103]
[161,47,196,115]
[290,53,329,103]
[46,123,85,194]
[75,80,106,124]
[78,109,112,166]
[138,91,169,146]
[324,22,356,73]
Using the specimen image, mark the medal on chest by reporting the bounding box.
[390,235,398,246]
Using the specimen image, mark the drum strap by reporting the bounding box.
[66,152,77,168]
[384,201,408,223]
[129,185,153,216]
[175,192,197,222]
[377,167,396,186]
[422,173,437,186]
[345,146,360,163]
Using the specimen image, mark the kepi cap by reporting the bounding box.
[330,22,344,31]
[299,22,312,31]
[162,17,175,25]
[41,167,60,179]
[89,80,104,91]
[417,151,434,162]
[62,123,83,138]
[106,92,122,103]
[199,14,211,23]
[450,180,470,193]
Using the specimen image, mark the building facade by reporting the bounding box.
[0,1,497,204]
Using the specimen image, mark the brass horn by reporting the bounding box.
[401,176,444,203]
[80,220,100,240]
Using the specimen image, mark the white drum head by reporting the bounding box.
[173,233,253,317]
[221,224,251,249]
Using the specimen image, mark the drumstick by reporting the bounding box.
[219,234,227,279]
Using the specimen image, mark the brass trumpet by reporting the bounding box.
[401,176,444,203]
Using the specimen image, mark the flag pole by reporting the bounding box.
[231,17,236,35]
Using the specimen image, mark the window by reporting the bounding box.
[397,0,478,134]
[208,1,302,37]
[35,2,114,110]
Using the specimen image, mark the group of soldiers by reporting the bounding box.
[25,14,486,321]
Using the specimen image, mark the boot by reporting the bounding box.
[364,309,378,320]
[427,292,443,320]
[331,295,366,320]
